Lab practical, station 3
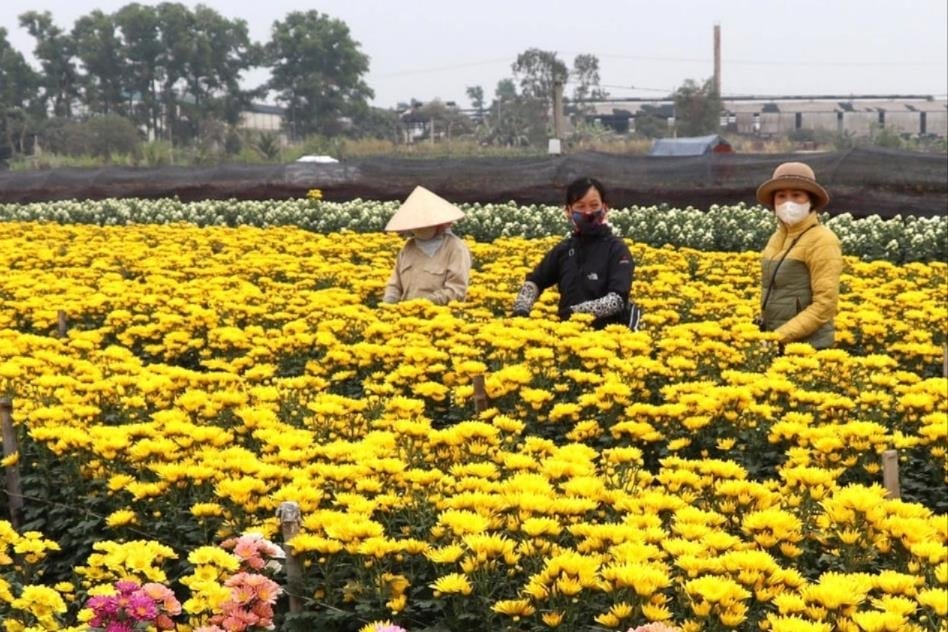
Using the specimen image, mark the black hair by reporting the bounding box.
[565,177,608,207]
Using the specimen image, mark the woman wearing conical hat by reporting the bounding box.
[756,162,842,349]
[382,186,472,305]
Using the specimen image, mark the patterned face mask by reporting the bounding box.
[571,209,605,232]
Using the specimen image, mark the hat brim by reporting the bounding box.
[756,175,830,211]
[385,186,466,231]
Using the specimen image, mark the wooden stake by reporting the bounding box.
[472,374,488,414]
[0,398,23,530]
[882,449,900,500]
[942,343,947,378]
[277,501,303,613]
[57,310,67,338]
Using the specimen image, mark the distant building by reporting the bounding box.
[579,96,948,139]
[238,103,288,142]
[397,100,468,143]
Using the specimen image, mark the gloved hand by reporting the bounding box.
[512,281,539,318]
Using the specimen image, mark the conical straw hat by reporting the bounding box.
[385,186,465,231]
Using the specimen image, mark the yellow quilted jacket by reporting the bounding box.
[760,212,843,348]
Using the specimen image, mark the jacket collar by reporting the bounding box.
[778,211,820,238]
[571,223,612,241]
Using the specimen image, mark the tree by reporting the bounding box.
[266,10,373,138]
[153,2,196,142]
[466,85,485,123]
[85,114,141,159]
[350,106,400,142]
[416,99,473,141]
[494,79,517,101]
[114,3,163,139]
[672,78,721,137]
[181,6,260,127]
[512,48,567,101]
[19,11,80,117]
[633,105,669,138]
[571,54,607,109]
[72,10,125,116]
[482,79,547,147]
[0,27,41,160]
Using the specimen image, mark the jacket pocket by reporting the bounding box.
[416,264,447,294]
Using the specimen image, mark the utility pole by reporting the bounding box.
[550,80,564,155]
[713,23,721,96]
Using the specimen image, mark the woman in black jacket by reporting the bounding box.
[512,177,635,328]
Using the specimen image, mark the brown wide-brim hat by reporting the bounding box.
[756,162,830,211]
[384,186,466,232]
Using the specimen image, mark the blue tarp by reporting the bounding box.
[649,134,730,156]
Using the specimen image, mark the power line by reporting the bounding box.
[374,58,514,79]
[590,53,945,68]
[372,48,945,81]
[599,84,674,93]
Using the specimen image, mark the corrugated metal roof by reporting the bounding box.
[912,100,948,112]
[863,101,914,112]
[784,102,841,113]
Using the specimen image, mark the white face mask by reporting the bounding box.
[775,201,812,225]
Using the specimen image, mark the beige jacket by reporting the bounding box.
[383,233,472,305]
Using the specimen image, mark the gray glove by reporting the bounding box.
[570,292,625,318]
[512,281,539,317]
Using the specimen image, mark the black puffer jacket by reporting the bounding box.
[525,225,634,327]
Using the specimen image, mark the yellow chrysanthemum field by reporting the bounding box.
[0,220,945,631]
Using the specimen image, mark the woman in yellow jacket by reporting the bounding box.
[756,162,842,349]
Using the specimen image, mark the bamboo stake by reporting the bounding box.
[0,398,23,530]
[57,310,67,338]
[472,374,488,414]
[277,501,303,613]
[882,449,900,499]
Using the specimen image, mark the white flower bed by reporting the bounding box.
[0,198,944,263]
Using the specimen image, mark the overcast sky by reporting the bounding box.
[2,0,946,108]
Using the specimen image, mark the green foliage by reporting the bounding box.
[19,11,80,118]
[350,106,401,142]
[266,10,373,138]
[481,95,549,147]
[511,48,568,101]
[0,27,41,161]
[633,105,669,139]
[571,53,607,107]
[17,437,110,586]
[38,114,140,160]
[672,78,722,137]
[139,140,174,167]
[414,100,475,142]
[86,114,141,159]
[870,123,905,149]
[72,10,125,117]
[787,127,836,145]
[254,132,283,161]
[565,120,615,149]
[465,85,485,115]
